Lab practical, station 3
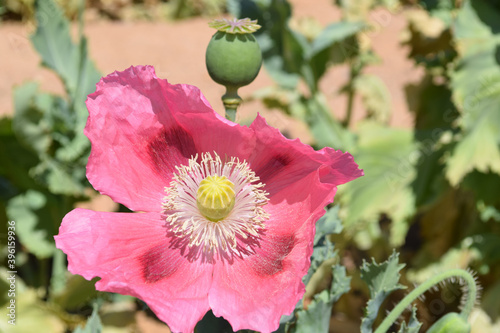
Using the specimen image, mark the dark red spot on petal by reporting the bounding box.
[147,126,197,174]
[139,243,179,283]
[255,154,292,185]
[251,234,295,276]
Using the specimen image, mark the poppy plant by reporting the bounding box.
[55,66,363,333]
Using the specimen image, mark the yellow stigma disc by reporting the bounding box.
[196,175,235,221]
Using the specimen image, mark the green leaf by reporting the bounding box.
[293,265,351,333]
[307,93,355,150]
[360,251,406,333]
[73,305,103,333]
[13,83,88,196]
[477,201,500,223]
[404,8,455,68]
[481,280,500,321]
[446,0,500,185]
[303,238,336,287]
[31,157,86,196]
[0,287,65,333]
[445,94,500,185]
[52,274,99,311]
[398,306,422,333]
[407,79,457,206]
[55,131,90,163]
[0,117,40,195]
[468,233,500,268]
[306,21,363,85]
[31,0,101,128]
[6,190,57,258]
[12,83,55,156]
[452,0,500,57]
[309,21,364,58]
[237,0,303,89]
[338,121,416,246]
[353,74,391,124]
[314,205,342,245]
[462,171,500,206]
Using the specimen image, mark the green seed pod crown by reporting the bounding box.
[205,18,262,89]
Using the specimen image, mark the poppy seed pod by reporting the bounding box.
[206,18,262,89]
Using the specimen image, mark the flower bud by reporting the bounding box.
[427,313,471,333]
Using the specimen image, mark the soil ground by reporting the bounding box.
[1,0,422,133]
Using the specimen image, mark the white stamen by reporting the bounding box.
[163,152,269,258]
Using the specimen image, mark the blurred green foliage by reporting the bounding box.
[232,0,500,331]
[1,0,500,332]
[0,0,227,21]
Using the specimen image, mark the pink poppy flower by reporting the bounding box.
[55,66,363,333]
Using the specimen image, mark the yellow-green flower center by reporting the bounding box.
[196,175,235,221]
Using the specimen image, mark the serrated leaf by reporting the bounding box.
[338,121,416,246]
[303,238,336,287]
[446,0,500,185]
[6,190,56,258]
[55,131,91,163]
[314,205,342,245]
[445,104,500,185]
[398,306,422,333]
[329,264,352,304]
[293,265,351,333]
[452,0,500,57]
[13,82,88,196]
[407,80,457,206]
[31,157,86,196]
[31,0,101,128]
[73,306,102,333]
[360,252,406,333]
[12,83,55,155]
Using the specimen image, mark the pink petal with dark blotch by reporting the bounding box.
[55,208,212,333]
[60,66,364,333]
[209,139,361,332]
[173,111,255,161]
[249,115,363,198]
[85,66,222,212]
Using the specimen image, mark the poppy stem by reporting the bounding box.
[222,86,242,122]
[374,269,478,333]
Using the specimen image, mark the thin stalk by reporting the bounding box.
[342,61,362,128]
[222,86,242,122]
[374,269,478,333]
